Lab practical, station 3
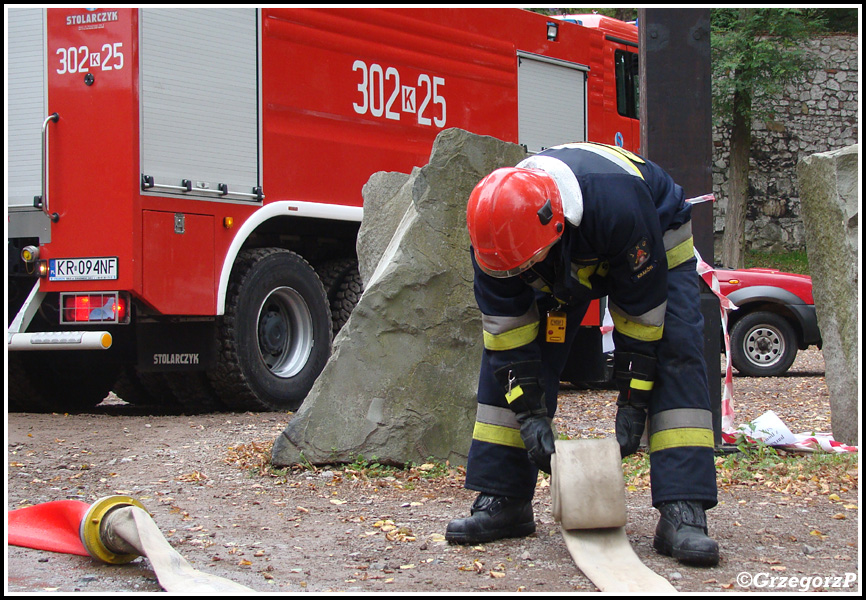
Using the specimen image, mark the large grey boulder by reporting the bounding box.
[356,170,413,287]
[272,129,526,467]
[797,144,859,446]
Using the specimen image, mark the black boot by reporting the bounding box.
[653,500,719,566]
[445,494,535,544]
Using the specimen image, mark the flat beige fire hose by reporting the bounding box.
[80,496,255,593]
[551,439,676,593]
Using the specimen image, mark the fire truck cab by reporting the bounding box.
[8,8,639,412]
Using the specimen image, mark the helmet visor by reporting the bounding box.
[476,241,557,279]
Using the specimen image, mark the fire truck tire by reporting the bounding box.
[112,367,171,407]
[162,372,227,414]
[113,368,214,414]
[8,352,120,413]
[331,265,364,334]
[211,248,332,411]
[316,258,364,335]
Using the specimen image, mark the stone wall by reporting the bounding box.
[711,34,858,260]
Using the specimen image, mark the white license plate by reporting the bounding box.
[49,257,118,281]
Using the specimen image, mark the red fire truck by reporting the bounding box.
[8,8,639,413]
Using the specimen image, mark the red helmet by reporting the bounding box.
[466,167,564,277]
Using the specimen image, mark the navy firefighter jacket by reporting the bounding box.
[473,143,695,380]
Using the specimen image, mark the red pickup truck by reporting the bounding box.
[717,267,822,377]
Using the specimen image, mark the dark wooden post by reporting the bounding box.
[639,9,722,445]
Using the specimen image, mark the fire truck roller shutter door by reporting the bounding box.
[209,248,332,411]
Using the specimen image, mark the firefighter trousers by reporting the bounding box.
[465,258,718,509]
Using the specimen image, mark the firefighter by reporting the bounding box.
[446,142,719,567]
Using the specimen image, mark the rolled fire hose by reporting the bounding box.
[10,495,254,593]
[550,439,676,593]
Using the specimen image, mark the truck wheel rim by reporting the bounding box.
[256,286,314,379]
[744,325,784,367]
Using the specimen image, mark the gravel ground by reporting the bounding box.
[6,348,860,594]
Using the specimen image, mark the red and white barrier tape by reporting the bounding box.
[686,193,716,205]
[693,247,738,434]
[722,430,858,453]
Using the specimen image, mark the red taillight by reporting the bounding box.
[115,296,128,321]
[60,292,128,324]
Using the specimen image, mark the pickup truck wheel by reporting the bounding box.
[730,311,797,377]
[211,248,332,411]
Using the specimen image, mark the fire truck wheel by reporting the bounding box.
[113,368,204,414]
[112,366,175,408]
[316,258,364,335]
[211,248,332,411]
[8,352,120,413]
[162,372,227,414]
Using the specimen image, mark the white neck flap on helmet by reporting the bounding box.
[516,155,583,227]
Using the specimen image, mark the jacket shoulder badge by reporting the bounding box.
[627,237,651,272]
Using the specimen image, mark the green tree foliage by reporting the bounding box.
[805,8,859,33]
[711,8,825,268]
[711,8,824,124]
